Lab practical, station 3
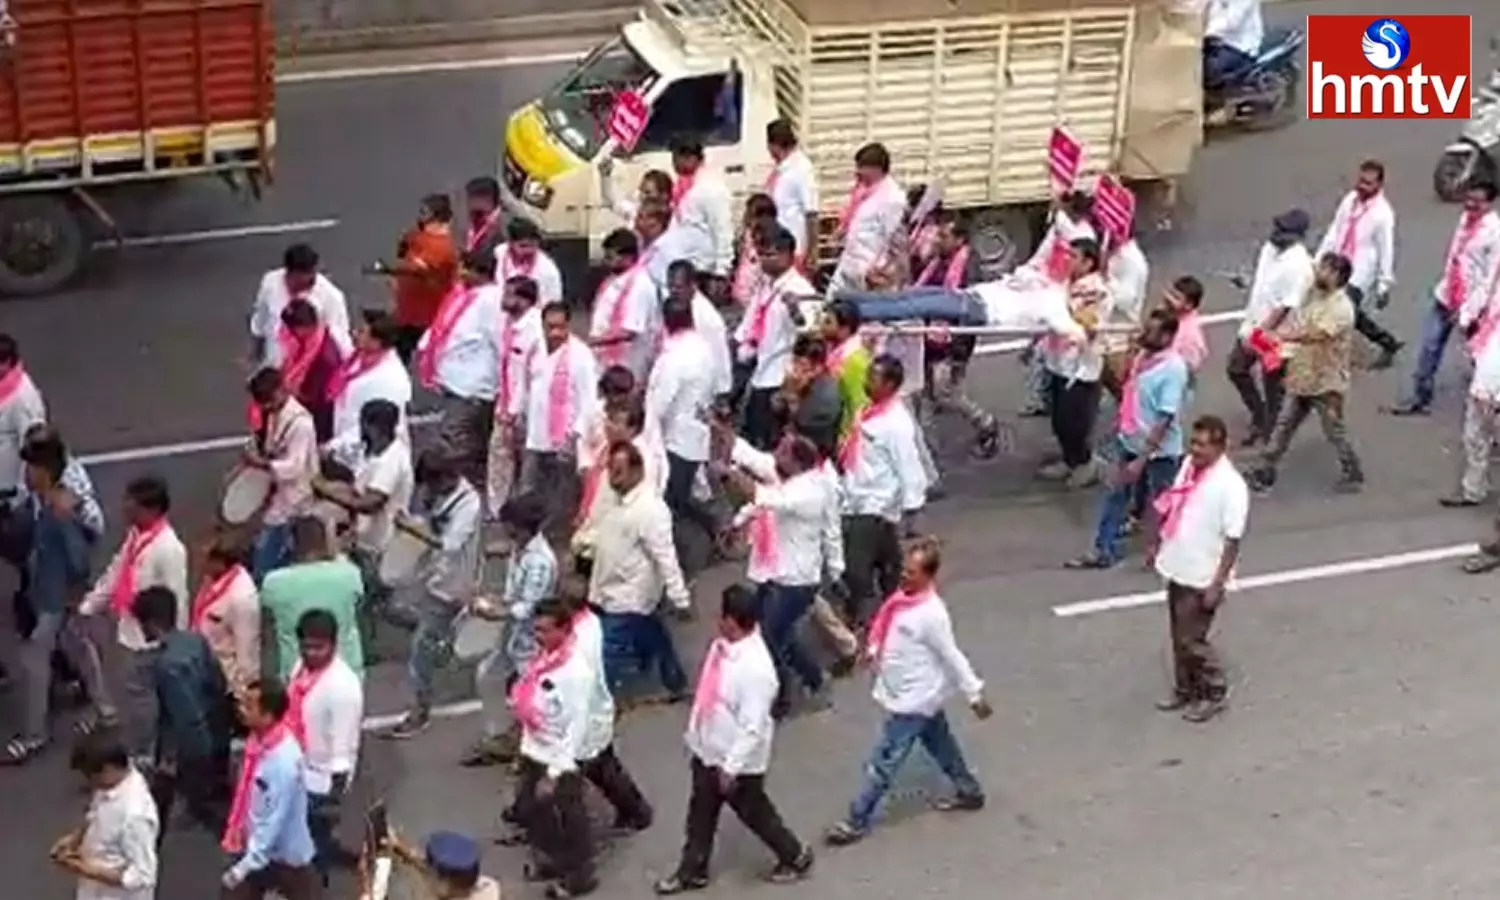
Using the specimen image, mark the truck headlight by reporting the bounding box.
[523,179,553,208]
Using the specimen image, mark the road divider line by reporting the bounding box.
[364,700,480,732]
[278,52,586,83]
[74,311,1245,467]
[119,219,339,248]
[1052,542,1479,618]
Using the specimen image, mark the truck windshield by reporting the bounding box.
[537,38,658,161]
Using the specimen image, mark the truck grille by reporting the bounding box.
[503,152,527,199]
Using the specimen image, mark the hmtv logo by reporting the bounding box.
[1306,15,1470,119]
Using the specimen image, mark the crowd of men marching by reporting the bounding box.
[2,109,1500,900]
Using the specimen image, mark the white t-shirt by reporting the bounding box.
[1239,242,1314,341]
[353,441,414,553]
[1154,457,1250,590]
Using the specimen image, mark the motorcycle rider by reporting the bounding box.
[1202,0,1265,96]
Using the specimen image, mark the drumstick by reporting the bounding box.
[394,515,442,549]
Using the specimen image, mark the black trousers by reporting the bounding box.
[515,757,595,892]
[665,453,718,577]
[743,387,779,451]
[674,756,803,881]
[1226,340,1286,438]
[1046,372,1102,468]
[580,744,653,828]
[1353,295,1400,353]
[149,753,230,844]
[840,515,902,626]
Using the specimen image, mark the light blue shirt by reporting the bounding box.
[1120,351,1189,459]
[229,735,316,881]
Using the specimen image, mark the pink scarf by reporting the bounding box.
[1171,311,1208,372]
[1043,238,1072,282]
[0,364,26,406]
[509,638,575,731]
[732,235,760,302]
[574,456,606,528]
[1466,266,1500,355]
[1117,351,1169,435]
[109,518,168,615]
[324,348,382,403]
[465,210,500,252]
[247,324,329,432]
[1154,458,1215,539]
[764,162,782,193]
[908,223,938,264]
[865,588,932,660]
[1443,211,1487,311]
[545,341,573,446]
[828,336,862,376]
[742,280,780,350]
[417,285,481,389]
[917,246,971,288]
[221,722,292,852]
[595,267,644,366]
[671,173,695,212]
[284,662,328,748]
[838,396,894,471]
[748,508,778,572]
[1337,193,1375,257]
[499,248,536,283]
[690,637,732,728]
[190,565,244,629]
[837,181,875,237]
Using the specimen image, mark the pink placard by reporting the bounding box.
[1048,127,1082,195]
[606,90,650,152]
[1093,175,1136,245]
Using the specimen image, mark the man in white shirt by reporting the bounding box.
[1447,269,1500,511]
[1315,158,1402,368]
[52,734,159,900]
[0,332,45,503]
[824,538,991,846]
[736,227,815,449]
[1393,179,1500,415]
[665,261,733,399]
[245,367,319,580]
[589,441,692,703]
[590,229,658,382]
[1100,232,1151,399]
[669,134,735,298]
[839,355,927,626]
[1036,239,1113,488]
[827,142,908,294]
[1019,192,1099,417]
[290,609,365,881]
[647,292,720,577]
[494,218,564,305]
[634,200,688,294]
[487,275,545,523]
[417,251,505,492]
[79,475,188,766]
[764,118,819,263]
[654,584,814,895]
[1228,209,1314,445]
[1148,415,1248,723]
[721,434,831,718]
[249,243,353,367]
[1202,0,1264,91]
[325,310,412,463]
[514,302,599,534]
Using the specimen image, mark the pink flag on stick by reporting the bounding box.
[1094,175,1136,247]
[1048,127,1083,196]
[606,90,650,152]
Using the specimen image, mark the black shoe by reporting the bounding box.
[1369,342,1403,369]
[934,792,985,813]
[612,811,653,833]
[767,847,814,883]
[654,873,710,895]
[1439,494,1481,508]
[1387,401,1430,417]
[1182,697,1227,723]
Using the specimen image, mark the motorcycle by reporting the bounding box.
[1203,28,1306,131]
[1433,66,1500,202]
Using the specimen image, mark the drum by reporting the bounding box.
[452,607,504,663]
[220,467,273,525]
[377,521,430,588]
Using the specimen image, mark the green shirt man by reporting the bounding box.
[261,556,366,680]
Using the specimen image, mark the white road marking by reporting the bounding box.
[118,219,340,248]
[1052,543,1479,618]
[277,52,585,84]
[363,700,480,732]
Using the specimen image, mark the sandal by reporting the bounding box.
[0,736,46,765]
[73,711,118,737]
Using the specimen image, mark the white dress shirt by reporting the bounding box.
[260,399,319,527]
[517,649,594,779]
[1205,0,1264,56]
[76,768,159,900]
[673,172,735,276]
[1042,273,1113,381]
[841,401,928,522]
[691,292,733,396]
[498,306,544,418]
[327,350,412,458]
[494,243,565,305]
[420,481,483,603]
[1315,190,1397,296]
[728,440,826,587]
[573,432,666,552]
[815,460,846,581]
[293,656,363,795]
[250,269,354,362]
[1437,210,1500,327]
[830,176,907,291]
[870,591,984,717]
[684,629,780,776]
[195,567,260,688]
[573,609,618,761]
[734,269,813,389]
[646,330,716,462]
[587,482,690,614]
[589,266,658,380]
[416,284,505,401]
[1102,239,1150,355]
[1153,456,1250,590]
[767,149,819,255]
[642,229,688,293]
[352,439,414,554]
[81,523,189,650]
[1239,242,1314,341]
[0,369,45,495]
[519,336,600,454]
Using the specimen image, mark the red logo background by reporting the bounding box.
[1305,15,1471,119]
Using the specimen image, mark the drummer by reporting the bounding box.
[277,299,346,444]
[385,449,483,740]
[245,367,320,581]
[326,310,413,465]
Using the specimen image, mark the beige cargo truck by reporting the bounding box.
[498,0,1201,276]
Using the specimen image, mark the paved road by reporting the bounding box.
[7,0,1500,896]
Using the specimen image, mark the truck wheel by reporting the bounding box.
[0,195,87,297]
[967,207,1038,280]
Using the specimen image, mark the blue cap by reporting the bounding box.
[424,830,480,873]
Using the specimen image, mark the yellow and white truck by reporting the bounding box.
[499,0,1202,276]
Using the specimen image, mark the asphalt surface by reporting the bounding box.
[7,0,1500,896]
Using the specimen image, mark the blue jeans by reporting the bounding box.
[408,596,462,709]
[834,287,988,325]
[1203,38,1254,91]
[753,582,824,702]
[599,610,688,696]
[249,523,293,584]
[846,711,983,832]
[1092,451,1181,564]
[1407,302,1456,408]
